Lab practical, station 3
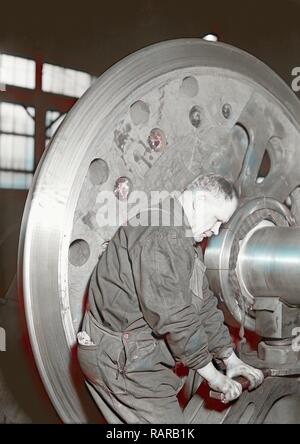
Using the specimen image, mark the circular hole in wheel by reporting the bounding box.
[181,76,199,97]
[130,100,150,125]
[69,239,90,267]
[88,158,109,185]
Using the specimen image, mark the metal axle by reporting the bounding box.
[237,226,300,306]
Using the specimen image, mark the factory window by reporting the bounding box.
[0,54,95,188]
[0,103,35,189]
[45,111,66,145]
[0,54,35,89]
[46,110,66,139]
[42,63,92,98]
[0,170,33,189]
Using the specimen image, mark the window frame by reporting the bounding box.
[0,53,84,189]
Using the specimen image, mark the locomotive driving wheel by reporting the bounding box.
[19,38,300,423]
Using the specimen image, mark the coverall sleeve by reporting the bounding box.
[132,230,212,370]
[200,274,234,360]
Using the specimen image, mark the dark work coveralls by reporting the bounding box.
[77,196,233,423]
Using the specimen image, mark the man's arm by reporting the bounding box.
[131,229,245,402]
[199,270,264,390]
[199,273,234,360]
[131,229,212,370]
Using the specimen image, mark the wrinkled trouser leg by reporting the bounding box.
[84,367,185,424]
[77,312,185,424]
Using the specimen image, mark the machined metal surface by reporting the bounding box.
[19,38,300,423]
[238,226,300,305]
[205,198,293,330]
[205,200,300,335]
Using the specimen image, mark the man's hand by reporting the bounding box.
[197,362,242,403]
[223,351,264,390]
[207,371,243,403]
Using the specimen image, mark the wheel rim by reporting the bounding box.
[19,38,300,422]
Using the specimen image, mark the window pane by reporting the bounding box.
[42,63,92,97]
[45,111,66,139]
[0,134,34,171]
[45,110,60,128]
[0,103,35,135]
[0,170,33,189]
[0,54,35,89]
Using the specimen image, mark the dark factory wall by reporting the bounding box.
[0,0,300,423]
[0,190,26,299]
[0,0,299,89]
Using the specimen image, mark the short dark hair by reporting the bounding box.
[186,174,237,200]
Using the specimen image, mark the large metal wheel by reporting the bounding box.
[19,39,300,423]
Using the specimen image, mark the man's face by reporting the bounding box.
[191,191,238,242]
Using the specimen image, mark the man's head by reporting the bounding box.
[180,174,238,242]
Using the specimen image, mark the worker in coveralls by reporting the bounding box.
[77,174,264,423]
